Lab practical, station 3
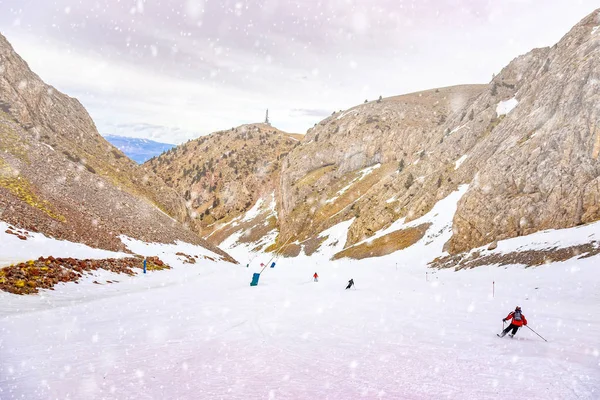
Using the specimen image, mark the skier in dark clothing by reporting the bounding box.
[345,279,354,290]
[498,306,527,338]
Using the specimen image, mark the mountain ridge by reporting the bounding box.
[5,9,597,264]
[146,123,300,248]
[151,8,600,262]
[0,32,235,262]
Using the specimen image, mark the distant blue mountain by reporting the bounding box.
[104,135,176,164]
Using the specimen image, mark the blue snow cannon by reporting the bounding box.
[250,273,260,286]
[270,262,276,268]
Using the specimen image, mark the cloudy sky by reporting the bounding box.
[1,0,598,144]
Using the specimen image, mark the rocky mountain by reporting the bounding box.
[278,84,486,256]
[444,10,600,253]
[275,9,600,258]
[104,135,176,164]
[277,8,600,259]
[148,9,600,262]
[0,33,234,261]
[147,124,301,249]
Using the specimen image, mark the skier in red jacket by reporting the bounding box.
[313,272,318,282]
[498,306,527,338]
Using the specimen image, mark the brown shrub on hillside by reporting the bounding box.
[0,256,170,295]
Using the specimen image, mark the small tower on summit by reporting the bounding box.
[265,109,271,126]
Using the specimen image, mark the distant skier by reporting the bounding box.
[345,278,354,290]
[498,306,527,338]
[313,272,319,282]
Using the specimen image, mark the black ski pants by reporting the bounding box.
[503,324,520,335]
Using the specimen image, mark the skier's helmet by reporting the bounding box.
[515,306,521,311]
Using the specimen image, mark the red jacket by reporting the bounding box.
[505,311,527,326]
[313,273,318,278]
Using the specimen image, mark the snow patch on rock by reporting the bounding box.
[472,219,600,256]
[326,164,380,204]
[455,155,468,170]
[308,218,355,259]
[350,185,469,254]
[496,97,519,116]
[448,123,467,135]
[242,198,265,222]
[336,109,358,120]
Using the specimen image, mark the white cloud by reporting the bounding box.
[8,34,337,142]
[1,1,598,143]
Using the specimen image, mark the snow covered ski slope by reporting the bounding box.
[1,250,598,399]
[1,188,599,399]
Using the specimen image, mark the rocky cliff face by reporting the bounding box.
[147,123,300,246]
[0,33,234,261]
[278,85,486,251]
[275,9,600,257]
[446,10,600,252]
[142,9,600,261]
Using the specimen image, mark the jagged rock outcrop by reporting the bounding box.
[147,123,300,245]
[276,9,600,256]
[0,33,234,261]
[446,10,600,252]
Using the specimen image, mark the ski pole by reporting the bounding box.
[525,325,548,342]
